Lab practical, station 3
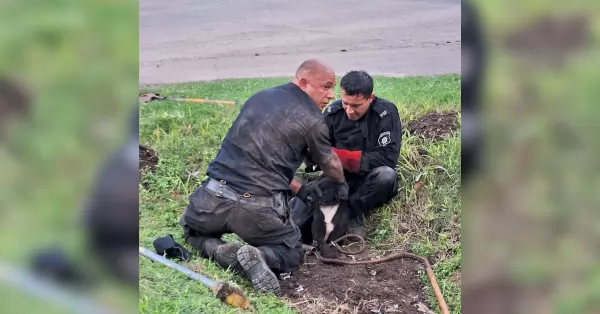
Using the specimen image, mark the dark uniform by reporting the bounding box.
[180,82,334,275]
[291,96,401,230]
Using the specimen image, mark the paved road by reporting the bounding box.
[140,0,461,85]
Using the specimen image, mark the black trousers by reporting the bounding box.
[290,166,399,233]
[180,178,303,275]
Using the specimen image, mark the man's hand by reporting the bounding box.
[295,181,323,205]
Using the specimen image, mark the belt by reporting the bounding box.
[203,178,288,210]
[203,178,248,201]
[204,178,283,204]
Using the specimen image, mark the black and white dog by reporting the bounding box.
[300,175,350,259]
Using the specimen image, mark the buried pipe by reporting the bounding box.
[303,236,450,314]
[138,247,250,309]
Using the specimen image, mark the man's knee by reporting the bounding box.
[371,166,398,190]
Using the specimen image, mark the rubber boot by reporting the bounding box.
[191,237,244,275]
[236,245,281,296]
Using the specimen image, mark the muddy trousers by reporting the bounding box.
[180,178,304,276]
[290,166,399,231]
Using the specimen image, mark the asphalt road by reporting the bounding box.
[140,0,461,85]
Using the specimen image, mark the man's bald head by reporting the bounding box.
[295,59,335,79]
[293,59,336,110]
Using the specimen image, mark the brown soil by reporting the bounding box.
[139,144,159,173]
[281,249,435,314]
[504,13,591,69]
[0,78,30,138]
[406,111,458,141]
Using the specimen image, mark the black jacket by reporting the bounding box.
[207,82,333,196]
[323,96,402,177]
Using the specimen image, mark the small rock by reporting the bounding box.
[295,285,304,292]
[415,302,435,314]
[409,293,419,302]
[370,270,377,276]
[188,170,201,177]
[340,49,347,52]
[279,272,291,280]
[254,53,260,56]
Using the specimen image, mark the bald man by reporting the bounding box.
[179,59,348,296]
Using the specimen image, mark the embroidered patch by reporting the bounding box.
[378,131,391,146]
[380,110,388,118]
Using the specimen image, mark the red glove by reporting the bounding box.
[332,148,361,173]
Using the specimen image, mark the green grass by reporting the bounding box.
[139,74,461,314]
[0,0,137,313]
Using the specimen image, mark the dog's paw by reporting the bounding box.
[319,244,339,259]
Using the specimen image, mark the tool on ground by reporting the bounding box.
[303,234,450,314]
[139,93,238,106]
[0,262,109,314]
[138,247,250,309]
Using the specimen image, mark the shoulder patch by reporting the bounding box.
[378,131,392,146]
[371,97,397,120]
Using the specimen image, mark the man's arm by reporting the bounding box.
[305,120,345,183]
[318,150,345,183]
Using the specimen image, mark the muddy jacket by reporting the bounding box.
[323,96,402,178]
[206,82,332,197]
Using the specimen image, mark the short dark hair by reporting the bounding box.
[340,70,374,99]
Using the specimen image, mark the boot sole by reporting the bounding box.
[236,245,281,296]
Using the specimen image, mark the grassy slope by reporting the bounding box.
[139,74,461,313]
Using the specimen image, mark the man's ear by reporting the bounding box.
[367,93,375,104]
[298,77,309,90]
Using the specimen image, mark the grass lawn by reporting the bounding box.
[138,74,461,314]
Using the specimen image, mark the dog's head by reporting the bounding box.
[312,176,343,207]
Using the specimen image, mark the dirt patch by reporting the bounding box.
[281,250,434,314]
[0,78,30,138]
[504,13,591,69]
[406,111,458,141]
[139,144,159,173]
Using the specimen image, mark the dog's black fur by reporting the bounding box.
[299,175,350,258]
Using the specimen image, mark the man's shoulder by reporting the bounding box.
[324,100,344,116]
[371,97,400,120]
